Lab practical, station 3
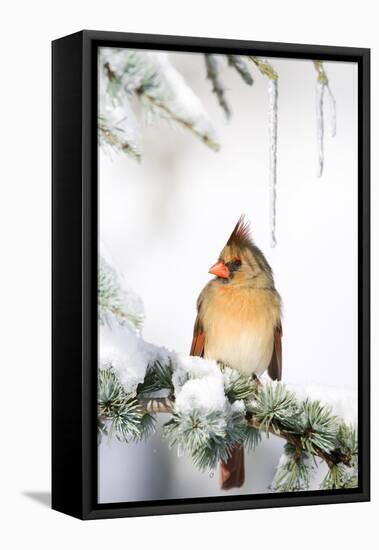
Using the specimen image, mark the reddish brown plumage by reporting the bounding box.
[190,217,282,490]
[189,321,205,357]
[268,323,283,381]
[220,444,245,489]
[227,215,251,248]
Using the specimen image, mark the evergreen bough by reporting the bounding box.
[98,360,358,491]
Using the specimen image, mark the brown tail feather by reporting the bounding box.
[220,444,245,489]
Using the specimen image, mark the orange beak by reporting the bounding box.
[209,260,230,279]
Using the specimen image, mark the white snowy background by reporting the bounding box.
[98,52,358,503]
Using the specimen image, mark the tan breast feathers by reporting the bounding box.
[202,285,281,376]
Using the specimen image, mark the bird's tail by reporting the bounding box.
[220,444,245,489]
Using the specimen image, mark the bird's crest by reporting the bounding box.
[227,215,252,247]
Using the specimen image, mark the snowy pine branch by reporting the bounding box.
[98,256,144,329]
[98,114,141,161]
[205,54,232,119]
[249,56,278,81]
[271,443,313,492]
[98,55,142,159]
[98,368,156,443]
[204,54,254,119]
[227,55,254,85]
[98,341,358,490]
[99,48,220,154]
[138,359,174,395]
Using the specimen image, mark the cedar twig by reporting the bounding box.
[137,396,352,468]
[313,60,328,84]
[246,414,351,468]
[249,56,278,81]
[227,55,254,85]
[98,120,141,161]
[143,93,220,151]
[204,54,231,120]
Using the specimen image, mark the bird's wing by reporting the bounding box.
[190,314,205,357]
[190,287,208,357]
[267,322,282,381]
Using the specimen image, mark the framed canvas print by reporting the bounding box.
[52,30,370,520]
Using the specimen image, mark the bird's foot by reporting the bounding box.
[252,374,262,388]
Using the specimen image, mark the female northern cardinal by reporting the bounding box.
[190,216,282,489]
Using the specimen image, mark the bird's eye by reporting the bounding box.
[227,259,242,272]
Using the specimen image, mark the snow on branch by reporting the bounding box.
[205,54,231,120]
[98,367,156,443]
[99,48,220,154]
[227,55,254,85]
[204,54,254,120]
[98,256,144,329]
[98,55,142,160]
[98,111,141,161]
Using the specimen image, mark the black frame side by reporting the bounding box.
[52,30,370,520]
[358,46,370,500]
[52,32,85,519]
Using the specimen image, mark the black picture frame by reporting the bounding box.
[52,30,370,520]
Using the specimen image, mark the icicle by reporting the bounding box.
[249,57,279,247]
[316,80,325,178]
[326,84,337,137]
[268,78,278,248]
[177,444,185,458]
